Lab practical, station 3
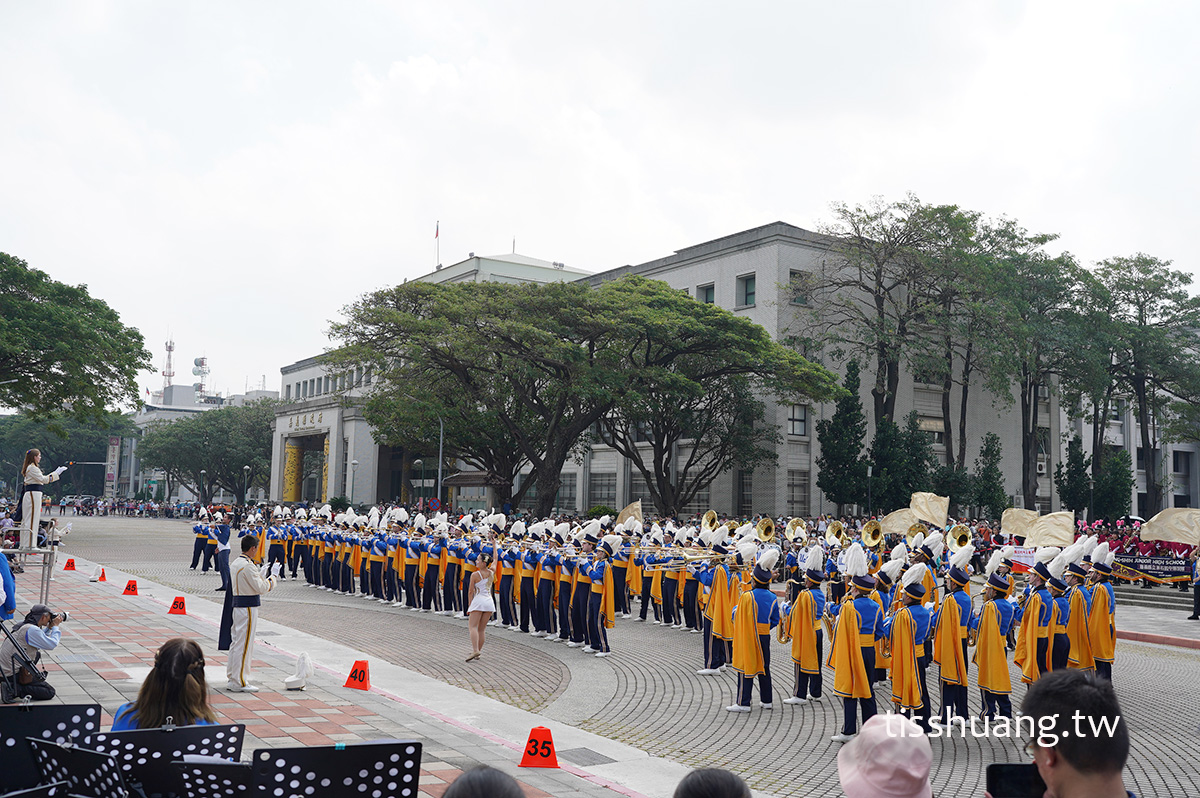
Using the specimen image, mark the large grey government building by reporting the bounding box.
[268,223,1194,519]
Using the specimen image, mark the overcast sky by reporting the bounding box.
[2,1,1196,405]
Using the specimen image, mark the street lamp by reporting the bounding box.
[412,459,423,506]
[866,465,873,517]
[243,465,250,505]
[350,459,359,507]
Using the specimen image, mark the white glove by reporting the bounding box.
[271,562,283,579]
[924,601,935,611]
[52,466,67,477]
[260,563,271,578]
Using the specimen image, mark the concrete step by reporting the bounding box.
[1114,585,1193,610]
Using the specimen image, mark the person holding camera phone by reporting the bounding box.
[0,604,66,701]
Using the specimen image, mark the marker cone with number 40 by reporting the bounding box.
[519,726,559,768]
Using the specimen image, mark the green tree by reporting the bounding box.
[931,464,972,514]
[0,253,151,419]
[1093,449,1134,521]
[1053,436,1092,516]
[815,360,868,513]
[867,418,907,512]
[972,432,1010,520]
[1094,254,1200,515]
[138,400,276,504]
[0,411,136,497]
[900,410,935,497]
[331,276,836,516]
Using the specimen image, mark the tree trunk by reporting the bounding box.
[956,338,973,471]
[1020,375,1039,511]
[1133,376,1159,514]
[941,336,955,469]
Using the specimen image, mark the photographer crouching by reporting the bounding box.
[1,604,67,701]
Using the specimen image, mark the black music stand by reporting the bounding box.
[250,740,423,798]
[0,703,102,792]
[176,761,252,798]
[26,738,130,798]
[85,723,245,798]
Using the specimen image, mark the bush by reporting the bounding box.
[328,496,350,512]
[586,505,616,519]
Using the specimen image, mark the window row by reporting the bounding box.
[694,271,812,308]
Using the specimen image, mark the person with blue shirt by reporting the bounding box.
[0,604,63,701]
[930,544,974,726]
[884,566,932,731]
[726,546,782,712]
[782,547,827,704]
[113,639,217,730]
[587,535,620,657]
[829,543,883,743]
[970,567,1016,721]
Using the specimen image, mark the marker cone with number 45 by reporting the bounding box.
[519,726,559,768]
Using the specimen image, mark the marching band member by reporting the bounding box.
[587,534,621,657]
[727,545,781,712]
[882,565,930,730]
[534,524,563,638]
[1014,546,1059,684]
[781,546,826,704]
[190,520,208,570]
[971,561,1015,720]
[1063,539,1095,672]
[1045,550,1071,671]
[556,528,576,642]
[660,526,680,627]
[497,520,520,628]
[698,530,734,674]
[930,543,974,726]
[223,534,280,692]
[871,555,905,682]
[570,523,598,648]
[612,523,631,619]
[442,522,465,616]
[404,518,424,608]
[829,543,882,743]
[518,524,540,633]
[634,530,660,623]
[1087,542,1117,681]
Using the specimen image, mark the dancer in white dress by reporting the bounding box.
[467,553,496,661]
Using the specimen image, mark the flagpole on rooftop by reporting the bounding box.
[435,220,439,266]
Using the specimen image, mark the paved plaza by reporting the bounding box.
[16,516,1200,797]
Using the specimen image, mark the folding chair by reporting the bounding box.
[0,703,102,792]
[85,723,245,798]
[26,738,131,798]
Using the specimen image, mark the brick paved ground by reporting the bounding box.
[43,517,1200,796]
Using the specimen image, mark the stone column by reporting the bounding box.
[283,440,303,502]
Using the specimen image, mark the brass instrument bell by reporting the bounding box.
[784,517,807,542]
[948,523,971,553]
[861,519,883,550]
[755,516,776,545]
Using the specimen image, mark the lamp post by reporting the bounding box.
[1089,475,1095,523]
[199,470,206,505]
[243,464,250,505]
[866,464,873,518]
[350,459,359,507]
[412,459,423,507]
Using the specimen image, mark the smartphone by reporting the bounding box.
[986,763,1047,798]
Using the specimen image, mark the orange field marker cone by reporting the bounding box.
[519,726,560,768]
[123,579,138,596]
[63,559,76,571]
[90,567,105,582]
[168,596,187,615]
[344,660,371,691]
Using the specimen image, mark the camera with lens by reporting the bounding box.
[51,611,70,623]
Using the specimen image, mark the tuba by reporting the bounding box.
[948,524,971,553]
[756,517,776,545]
[701,510,720,536]
[785,517,807,542]
[862,519,883,550]
[906,522,929,549]
[825,520,845,548]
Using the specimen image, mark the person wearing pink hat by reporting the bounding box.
[837,713,932,798]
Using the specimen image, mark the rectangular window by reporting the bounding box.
[789,270,812,305]
[788,404,808,436]
[697,284,715,304]
[787,470,810,517]
[918,417,945,445]
[681,485,711,518]
[588,472,617,509]
[285,385,292,401]
[365,367,373,385]
[1173,450,1191,475]
[324,376,331,393]
[737,274,756,307]
[556,473,577,512]
[737,470,753,516]
[1175,494,1192,508]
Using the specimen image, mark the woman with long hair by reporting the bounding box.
[16,449,65,550]
[466,553,496,661]
[112,638,218,730]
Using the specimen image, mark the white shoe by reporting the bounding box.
[566,641,580,648]
[718,665,728,673]
[507,625,520,631]
[595,651,610,658]
[225,682,259,693]
[831,732,856,743]
[696,668,718,675]
[725,705,751,713]
[529,631,542,637]
[622,613,631,619]
[391,601,403,607]
[634,617,645,622]
[783,697,808,705]
[582,646,595,653]
[689,629,701,634]
[421,609,431,613]
[653,620,662,625]
[760,702,773,710]
[409,606,420,611]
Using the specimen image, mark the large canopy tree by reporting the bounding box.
[0,253,150,419]
[330,276,838,516]
[0,411,136,497]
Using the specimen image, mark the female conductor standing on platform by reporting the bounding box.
[466,553,496,662]
[16,449,66,550]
